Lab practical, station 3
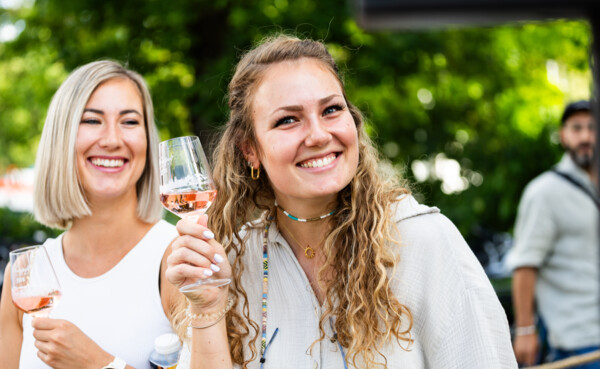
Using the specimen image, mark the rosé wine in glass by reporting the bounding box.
[10,245,62,318]
[160,189,218,218]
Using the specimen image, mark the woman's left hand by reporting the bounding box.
[32,317,113,368]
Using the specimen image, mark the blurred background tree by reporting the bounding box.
[0,0,592,295]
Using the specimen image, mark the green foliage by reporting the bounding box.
[0,0,592,244]
[0,207,60,247]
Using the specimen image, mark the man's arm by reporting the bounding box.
[512,266,539,366]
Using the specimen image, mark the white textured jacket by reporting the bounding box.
[181,195,517,368]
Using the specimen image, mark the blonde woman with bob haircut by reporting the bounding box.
[165,35,518,368]
[0,60,180,368]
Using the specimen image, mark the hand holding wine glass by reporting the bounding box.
[159,136,231,293]
[10,245,61,318]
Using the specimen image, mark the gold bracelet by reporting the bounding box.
[191,317,225,330]
[187,295,234,329]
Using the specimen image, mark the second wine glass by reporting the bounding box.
[10,245,62,318]
[159,136,230,292]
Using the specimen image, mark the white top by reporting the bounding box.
[505,154,600,350]
[180,195,517,368]
[20,220,179,368]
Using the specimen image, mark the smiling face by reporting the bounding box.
[75,77,147,204]
[247,58,359,212]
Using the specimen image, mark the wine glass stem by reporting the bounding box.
[32,310,51,318]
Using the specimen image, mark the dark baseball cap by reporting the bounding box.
[561,100,591,125]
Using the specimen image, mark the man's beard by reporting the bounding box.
[567,144,595,171]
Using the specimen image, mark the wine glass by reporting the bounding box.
[10,245,61,318]
[159,135,230,292]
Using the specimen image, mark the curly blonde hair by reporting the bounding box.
[174,34,414,368]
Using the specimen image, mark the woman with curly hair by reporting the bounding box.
[166,34,517,368]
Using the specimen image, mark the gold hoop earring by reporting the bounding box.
[249,162,260,180]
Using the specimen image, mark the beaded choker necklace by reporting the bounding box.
[274,201,338,222]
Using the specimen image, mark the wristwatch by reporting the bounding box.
[101,356,126,369]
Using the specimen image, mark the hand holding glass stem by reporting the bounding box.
[159,136,231,293]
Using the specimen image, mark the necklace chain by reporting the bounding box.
[274,200,338,222]
[278,220,317,259]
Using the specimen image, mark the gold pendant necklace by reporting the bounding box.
[278,222,317,259]
[304,245,316,259]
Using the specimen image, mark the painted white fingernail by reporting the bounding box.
[203,230,215,239]
[214,253,224,263]
[203,269,213,276]
[210,264,221,272]
[187,215,200,223]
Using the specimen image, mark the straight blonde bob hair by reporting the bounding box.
[34,60,162,229]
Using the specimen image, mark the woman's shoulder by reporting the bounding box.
[389,196,510,354]
[390,195,464,261]
[152,219,178,234]
[42,232,64,251]
[144,219,179,245]
[390,195,491,292]
[391,195,464,256]
[391,194,440,223]
[135,220,178,258]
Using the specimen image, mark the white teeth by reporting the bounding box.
[300,154,336,168]
[91,158,125,168]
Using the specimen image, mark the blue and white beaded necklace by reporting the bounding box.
[274,200,338,222]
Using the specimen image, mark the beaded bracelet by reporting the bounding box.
[187,295,234,329]
[514,325,537,336]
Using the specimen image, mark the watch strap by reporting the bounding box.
[101,356,126,369]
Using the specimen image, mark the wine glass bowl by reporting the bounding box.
[10,245,61,318]
[159,136,231,292]
[160,190,217,219]
[159,136,217,219]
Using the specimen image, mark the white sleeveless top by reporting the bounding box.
[20,220,178,368]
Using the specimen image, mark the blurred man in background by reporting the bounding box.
[506,100,599,368]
